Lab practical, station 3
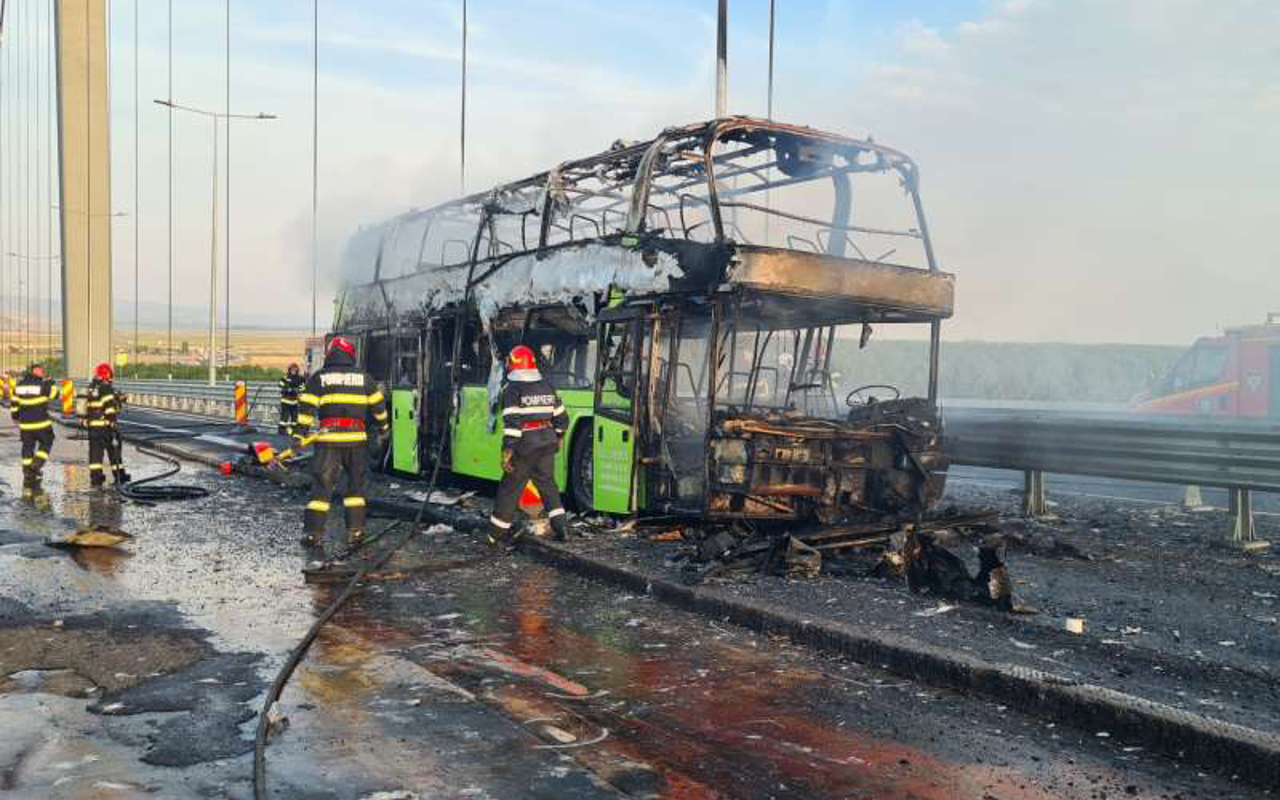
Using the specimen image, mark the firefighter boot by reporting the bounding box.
[347,529,364,548]
[549,513,569,542]
[113,465,131,485]
[90,470,107,488]
[487,520,520,553]
[486,522,505,550]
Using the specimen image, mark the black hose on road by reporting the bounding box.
[252,519,415,800]
[252,487,440,799]
[109,419,239,503]
[114,442,211,503]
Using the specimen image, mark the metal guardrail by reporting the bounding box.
[943,407,1280,544]
[103,384,1277,544]
[115,380,281,425]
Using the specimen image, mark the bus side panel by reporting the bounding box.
[452,386,595,488]
[451,386,504,481]
[553,389,595,489]
[391,389,420,474]
[592,415,634,513]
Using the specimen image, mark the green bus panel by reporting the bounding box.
[450,385,597,494]
[592,415,634,513]
[451,386,505,481]
[391,389,419,474]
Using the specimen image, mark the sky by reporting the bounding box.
[0,0,1277,344]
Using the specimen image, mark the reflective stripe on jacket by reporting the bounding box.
[500,379,568,452]
[296,365,388,445]
[85,378,121,428]
[279,373,306,403]
[11,375,57,431]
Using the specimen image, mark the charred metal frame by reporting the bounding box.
[334,117,953,519]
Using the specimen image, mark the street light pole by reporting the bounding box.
[716,0,728,118]
[208,117,219,386]
[153,99,274,386]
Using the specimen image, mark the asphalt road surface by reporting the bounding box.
[0,416,1265,799]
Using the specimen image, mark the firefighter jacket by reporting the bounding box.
[85,378,121,428]
[500,377,568,454]
[297,362,388,447]
[11,374,57,432]
[279,372,306,404]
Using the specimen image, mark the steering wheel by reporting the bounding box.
[845,384,901,407]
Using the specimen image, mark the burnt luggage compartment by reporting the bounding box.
[707,398,948,523]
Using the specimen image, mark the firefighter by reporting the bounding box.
[296,336,389,547]
[278,363,305,436]
[85,363,129,486]
[11,363,57,491]
[489,344,570,548]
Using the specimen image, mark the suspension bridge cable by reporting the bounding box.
[168,0,173,373]
[83,0,91,372]
[133,0,139,373]
[0,4,6,375]
[767,0,775,119]
[25,0,31,364]
[460,0,466,196]
[11,0,16,371]
[36,0,43,364]
[2,2,9,373]
[224,0,230,371]
[1,2,7,374]
[46,0,53,365]
[765,0,775,246]
[310,0,317,337]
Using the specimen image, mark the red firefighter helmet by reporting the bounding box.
[326,336,356,359]
[506,345,537,373]
[95,363,114,381]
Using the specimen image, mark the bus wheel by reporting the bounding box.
[568,427,593,511]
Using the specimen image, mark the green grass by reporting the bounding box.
[22,359,287,382]
[113,363,286,382]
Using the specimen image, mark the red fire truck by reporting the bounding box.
[1132,314,1280,417]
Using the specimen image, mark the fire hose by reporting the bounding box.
[112,419,237,503]
[252,488,439,800]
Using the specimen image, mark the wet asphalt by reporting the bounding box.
[0,415,1270,799]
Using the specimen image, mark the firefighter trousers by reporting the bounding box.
[304,443,368,536]
[87,427,124,484]
[20,428,55,483]
[490,442,565,533]
[278,401,298,434]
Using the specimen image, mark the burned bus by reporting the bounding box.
[334,117,954,523]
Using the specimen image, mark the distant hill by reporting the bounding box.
[0,295,310,331]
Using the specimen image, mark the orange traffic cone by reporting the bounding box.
[519,481,542,515]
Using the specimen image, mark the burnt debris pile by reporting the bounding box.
[647,507,1017,611]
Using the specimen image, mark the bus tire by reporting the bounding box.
[568,424,594,511]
